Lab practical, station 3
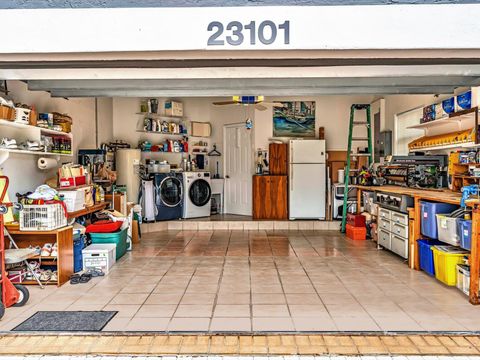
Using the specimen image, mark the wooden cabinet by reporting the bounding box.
[269,143,288,175]
[253,175,288,219]
[6,225,73,286]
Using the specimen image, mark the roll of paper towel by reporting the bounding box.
[38,157,58,170]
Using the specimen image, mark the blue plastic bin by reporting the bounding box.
[420,201,459,239]
[73,233,85,273]
[459,219,472,251]
[417,238,442,276]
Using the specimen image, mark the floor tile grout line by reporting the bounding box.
[208,230,230,332]
[268,234,294,330]
[157,249,195,331]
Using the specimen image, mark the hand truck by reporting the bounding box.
[0,176,29,319]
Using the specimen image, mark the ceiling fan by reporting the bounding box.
[213,96,284,111]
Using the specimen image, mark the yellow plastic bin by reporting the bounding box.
[432,245,469,286]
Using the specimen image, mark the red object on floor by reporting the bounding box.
[347,213,366,227]
[346,224,366,241]
[86,220,123,233]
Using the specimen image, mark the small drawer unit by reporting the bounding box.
[391,211,408,226]
[379,229,391,249]
[391,235,408,259]
[392,223,408,239]
[379,208,391,220]
[379,218,391,232]
[377,206,409,259]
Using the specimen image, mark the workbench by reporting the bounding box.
[355,185,479,305]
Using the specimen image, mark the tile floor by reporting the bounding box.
[1,229,480,333]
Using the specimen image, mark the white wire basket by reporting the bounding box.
[19,203,67,231]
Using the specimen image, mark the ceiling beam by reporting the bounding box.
[5,65,480,81]
[49,86,457,98]
[27,76,480,92]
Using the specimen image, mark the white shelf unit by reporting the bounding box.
[408,107,479,152]
[407,109,478,136]
[136,113,184,121]
[0,148,72,157]
[136,130,186,136]
[0,119,73,157]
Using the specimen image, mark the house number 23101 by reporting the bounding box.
[207,20,290,46]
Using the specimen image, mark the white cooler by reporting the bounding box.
[82,244,116,274]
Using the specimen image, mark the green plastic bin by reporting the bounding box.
[89,228,127,260]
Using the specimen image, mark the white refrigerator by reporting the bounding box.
[289,139,326,220]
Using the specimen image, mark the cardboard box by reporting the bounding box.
[164,100,183,117]
[82,244,116,274]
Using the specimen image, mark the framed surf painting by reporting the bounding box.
[273,101,316,137]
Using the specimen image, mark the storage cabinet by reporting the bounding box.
[269,143,288,175]
[378,206,409,259]
[5,225,74,286]
[253,175,288,219]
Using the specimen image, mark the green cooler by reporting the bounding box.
[89,228,128,260]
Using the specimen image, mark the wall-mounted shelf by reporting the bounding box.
[0,148,72,157]
[411,142,477,152]
[136,113,184,121]
[407,107,479,137]
[141,151,185,154]
[136,130,186,136]
[0,119,72,137]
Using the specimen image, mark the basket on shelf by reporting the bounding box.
[19,203,67,231]
[52,112,72,133]
[0,105,14,121]
[14,107,31,124]
[29,110,38,126]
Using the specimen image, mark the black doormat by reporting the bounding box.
[12,311,117,332]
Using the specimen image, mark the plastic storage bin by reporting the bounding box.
[73,233,85,273]
[417,238,442,276]
[432,245,469,286]
[459,219,472,250]
[89,228,127,260]
[436,214,461,246]
[346,224,366,241]
[420,201,458,239]
[456,264,470,296]
[82,244,116,274]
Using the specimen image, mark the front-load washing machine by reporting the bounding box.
[183,171,212,218]
[154,172,183,221]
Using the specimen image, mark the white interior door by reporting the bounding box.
[224,124,253,216]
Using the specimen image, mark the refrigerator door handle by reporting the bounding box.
[290,164,293,191]
[290,143,293,163]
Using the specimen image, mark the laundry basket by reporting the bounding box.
[19,203,67,231]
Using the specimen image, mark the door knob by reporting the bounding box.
[225,175,230,179]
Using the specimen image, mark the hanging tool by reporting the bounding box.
[341,104,373,233]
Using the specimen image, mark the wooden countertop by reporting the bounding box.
[354,185,462,205]
[67,202,109,219]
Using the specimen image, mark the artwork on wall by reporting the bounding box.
[273,101,316,137]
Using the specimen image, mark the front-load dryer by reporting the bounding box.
[154,172,183,221]
[183,171,212,218]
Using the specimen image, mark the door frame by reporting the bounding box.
[223,122,254,215]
